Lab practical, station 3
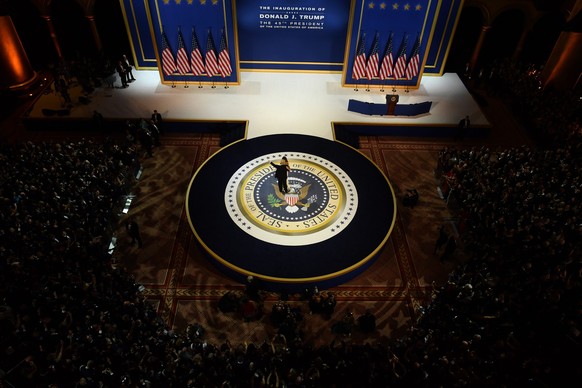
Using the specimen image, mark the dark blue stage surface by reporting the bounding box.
[187,134,397,292]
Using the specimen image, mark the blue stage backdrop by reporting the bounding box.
[120,0,158,69]
[119,1,461,81]
[423,0,464,75]
[236,0,352,72]
[143,0,238,85]
[343,0,440,88]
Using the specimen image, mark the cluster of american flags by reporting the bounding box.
[352,32,420,81]
[161,28,232,78]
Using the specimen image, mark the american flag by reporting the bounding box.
[351,33,367,80]
[204,30,219,77]
[175,29,191,75]
[393,34,408,79]
[190,28,205,76]
[365,33,379,80]
[405,35,421,80]
[379,32,394,80]
[218,29,232,77]
[161,30,177,76]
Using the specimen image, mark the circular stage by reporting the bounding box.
[187,134,396,291]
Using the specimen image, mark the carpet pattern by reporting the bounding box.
[116,133,459,346]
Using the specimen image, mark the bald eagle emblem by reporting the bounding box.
[269,183,314,213]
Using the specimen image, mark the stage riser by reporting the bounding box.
[23,117,246,139]
[204,249,382,294]
[23,118,487,140]
[334,124,490,138]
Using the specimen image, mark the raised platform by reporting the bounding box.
[23,71,489,140]
[187,134,397,292]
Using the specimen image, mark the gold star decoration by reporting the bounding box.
[175,0,181,5]
[415,4,422,11]
[392,3,399,10]
[188,0,193,4]
[163,0,169,4]
[199,0,206,5]
[368,2,375,9]
[380,2,387,10]
[404,3,410,10]
[212,0,218,4]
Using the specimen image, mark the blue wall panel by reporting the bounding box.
[343,0,440,88]
[423,0,464,75]
[236,0,352,72]
[119,1,462,81]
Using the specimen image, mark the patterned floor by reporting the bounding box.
[3,77,532,348]
[114,133,463,347]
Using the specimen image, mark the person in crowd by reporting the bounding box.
[440,235,457,263]
[126,219,143,248]
[434,224,449,254]
[455,115,470,141]
[357,309,377,333]
[56,77,72,106]
[147,119,161,147]
[116,59,128,88]
[244,275,262,302]
[92,110,104,132]
[403,188,419,208]
[151,109,164,135]
[218,290,242,313]
[122,54,136,82]
[151,109,162,125]
[331,311,355,337]
[138,119,154,157]
[320,291,336,319]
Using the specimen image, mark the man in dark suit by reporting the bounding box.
[151,109,162,124]
[271,156,291,194]
[151,110,163,134]
[116,60,128,88]
[456,115,470,140]
[122,54,136,81]
[126,219,143,248]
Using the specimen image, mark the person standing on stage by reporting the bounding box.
[151,109,163,134]
[271,156,291,194]
[151,109,162,124]
[122,54,136,82]
[456,115,470,141]
[116,60,128,88]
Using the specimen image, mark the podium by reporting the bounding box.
[386,94,399,115]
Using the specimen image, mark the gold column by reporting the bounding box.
[0,16,38,91]
[512,27,530,61]
[73,0,102,55]
[85,15,103,53]
[541,2,582,90]
[469,25,491,74]
[41,15,63,60]
[541,31,582,90]
[31,0,63,60]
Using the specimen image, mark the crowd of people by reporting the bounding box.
[47,54,138,109]
[0,138,144,386]
[433,143,581,386]
[1,60,581,386]
[470,58,581,147]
